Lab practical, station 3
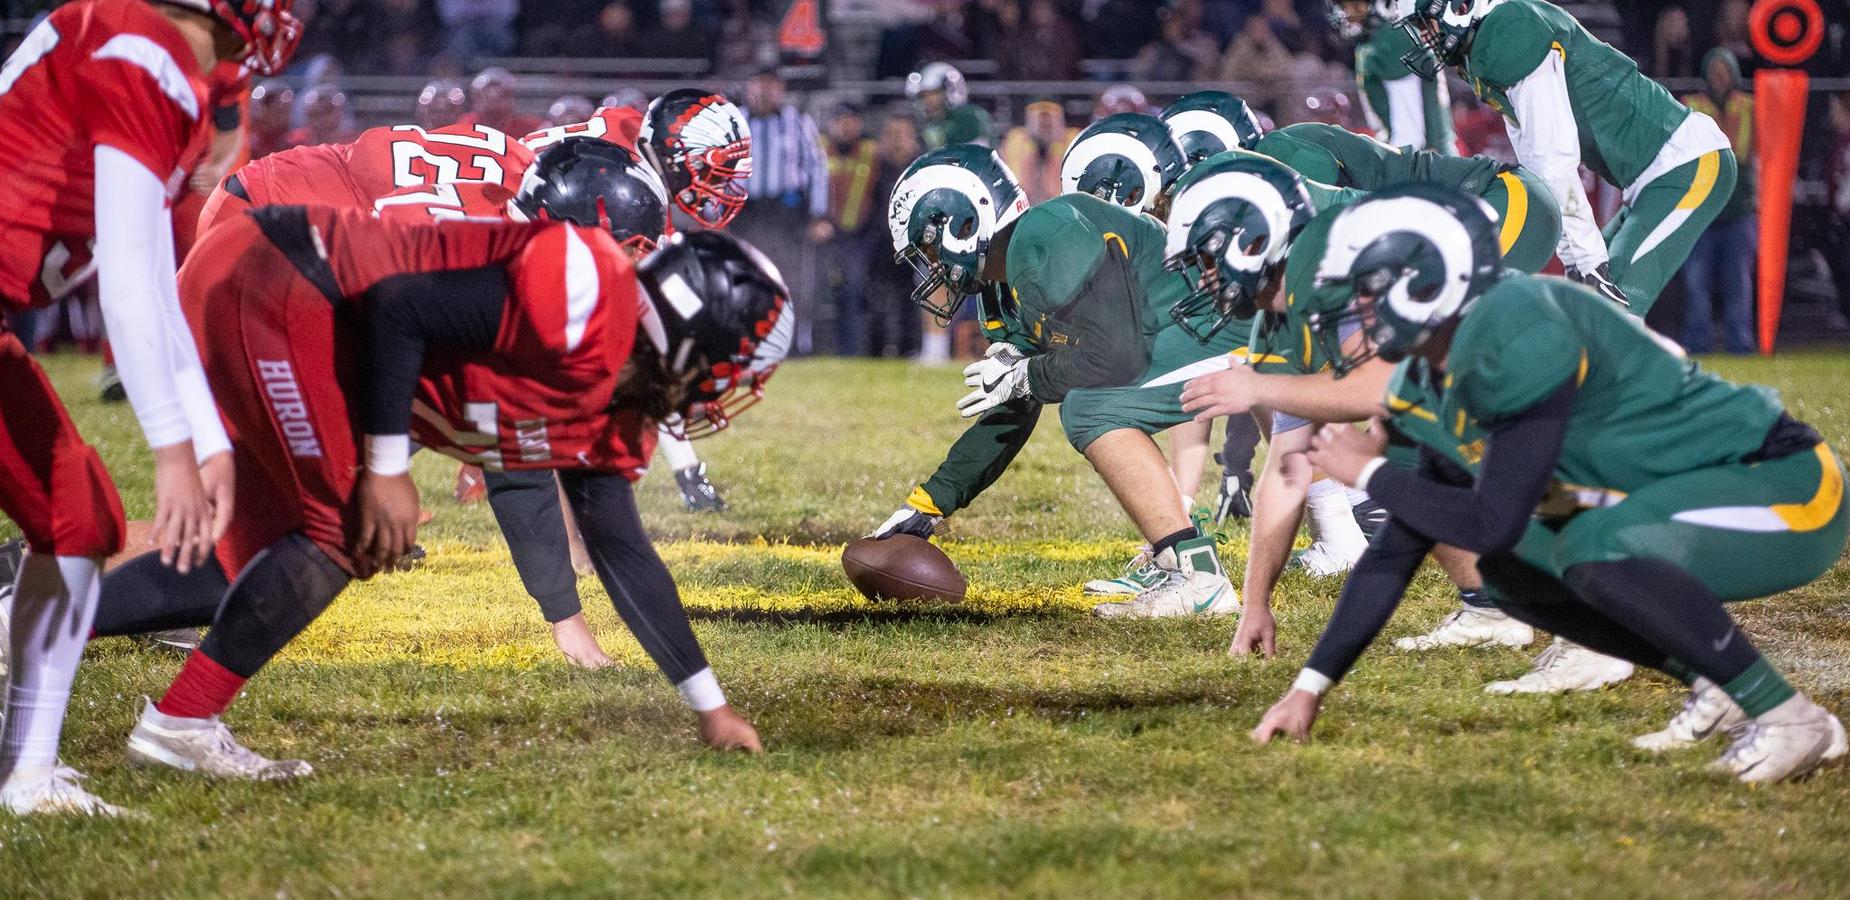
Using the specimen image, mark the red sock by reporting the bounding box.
[156,651,247,719]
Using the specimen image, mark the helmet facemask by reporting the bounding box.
[1398,0,1482,79]
[1163,166,1309,344]
[887,147,1028,326]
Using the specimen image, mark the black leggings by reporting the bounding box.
[485,468,582,623]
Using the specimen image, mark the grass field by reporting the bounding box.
[5,351,1850,898]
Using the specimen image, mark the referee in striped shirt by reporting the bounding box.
[736,68,830,354]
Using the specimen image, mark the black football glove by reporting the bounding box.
[1567,262,1630,310]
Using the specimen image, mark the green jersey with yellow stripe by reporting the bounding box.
[1463,0,1688,189]
[1356,24,1457,154]
[1449,273,1783,493]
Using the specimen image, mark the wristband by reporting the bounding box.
[1353,456,1390,493]
[1292,668,1334,697]
[676,667,728,712]
[364,434,412,476]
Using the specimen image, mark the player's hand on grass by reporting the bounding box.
[1229,600,1277,658]
[870,506,941,540]
[1180,363,1262,420]
[152,441,218,574]
[698,705,764,753]
[1305,421,1388,488]
[356,471,420,577]
[1251,688,1321,744]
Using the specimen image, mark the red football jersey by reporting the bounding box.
[521,106,644,154]
[373,180,515,223]
[261,206,651,476]
[0,0,215,308]
[232,122,535,212]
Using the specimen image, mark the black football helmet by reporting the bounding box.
[510,137,670,259]
[638,89,753,229]
[635,232,793,438]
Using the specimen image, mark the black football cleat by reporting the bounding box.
[676,463,729,512]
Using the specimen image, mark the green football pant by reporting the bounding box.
[1511,442,1847,602]
[1602,149,1738,316]
[1482,167,1562,275]
[1061,341,1249,453]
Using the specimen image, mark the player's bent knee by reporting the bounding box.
[46,443,125,558]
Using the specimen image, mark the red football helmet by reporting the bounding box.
[165,0,303,75]
[638,89,753,230]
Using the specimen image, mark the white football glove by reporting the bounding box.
[870,506,941,539]
[957,345,1031,419]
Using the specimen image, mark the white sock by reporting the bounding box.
[918,331,950,363]
[1306,479,1367,551]
[658,424,699,472]
[1,555,102,772]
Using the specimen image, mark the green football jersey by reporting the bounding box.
[1384,358,1486,473]
[1255,123,1505,195]
[1448,273,1784,494]
[924,104,992,149]
[1462,0,1688,188]
[1246,192,1364,376]
[1003,193,1178,349]
[1356,24,1458,154]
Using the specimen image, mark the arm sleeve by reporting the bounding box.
[358,267,508,436]
[559,470,712,686]
[1505,51,1608,271]
[1302,512,1438,684]
[1383,75,1428,150]
[917,397,1044,516]
[1361,380,1576,553]
[1023,250,1150,403]
[93,146,230,458]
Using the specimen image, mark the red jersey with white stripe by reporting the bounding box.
[0,0,214,308]
[373,180,516,223]
[232,122,535,211]
[271,206,654,474]
[521,106,643,154]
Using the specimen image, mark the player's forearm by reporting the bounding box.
[1241,436,1312,608]
[358,267,506,472]
[1507,52,1608,270]
[1383,75,1427,149]
[917,397,1043,516]
[1302,516,1434,686]
[94,145,224,457]
[1248,363,1391,425]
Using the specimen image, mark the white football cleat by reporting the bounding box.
[1291,540,1364,578]
[1709,695,1847,783]
[1093,569,1239,619]
[1093,537,1237,619]
[0,765,139,818]
[1082,547,1164,596]
[1484,638,1635,695]
[127,700,312,781]
[1394,605,1535,651]
[1633,679,1748,753]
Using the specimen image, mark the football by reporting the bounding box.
[841,535,968,603]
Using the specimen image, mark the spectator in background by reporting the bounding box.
[1083,0,1162,62]
[1217,14,1300,109]
[823,106,881,355]
[1715,0,1754,67]
[371,0,438,75]
[997,0,1084,82]
[738,68,829,354]
[870,110,925,358]
[1651,6,1695,79]
[1131,0,1220,82]
[438,0,520,59]
[293,0,371,72]
[462,67,543,135]
[247,80,297,161]
[288,85,359,147]
[1680,48,1758,354]
[1291,88,1354,130]
[909,62,991,149]
[999,98,1075,203]
[1828,94,1850,316]
[1092,83,1150,119]
[418,78,470,129]
[546,95,596,127]
[638,0,717,69]
[563,3,642,58]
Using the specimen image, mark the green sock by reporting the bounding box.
[1722,658,1796,718]
[1660,657,1696,686]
